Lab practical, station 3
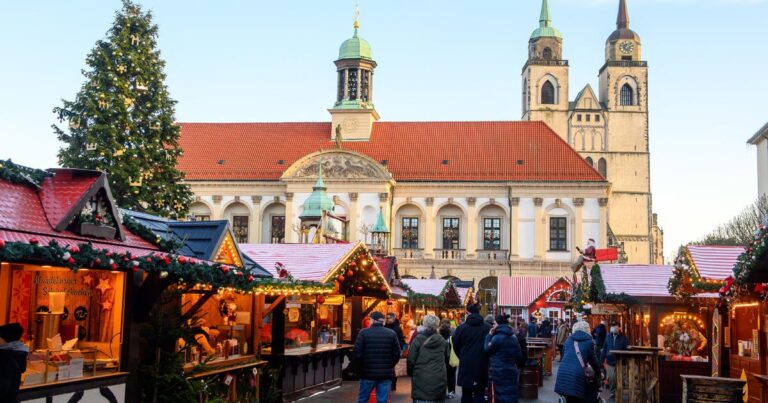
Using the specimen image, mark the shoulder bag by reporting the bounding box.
[573,340,597,387]
[449,336,459,367]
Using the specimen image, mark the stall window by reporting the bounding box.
[2,264,125,386]
[283,295,342,351]
[658,312,709,361]
[509,308,523,325]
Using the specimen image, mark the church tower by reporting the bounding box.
[522,0,570,138]
[329,12,379,141]
[596,0,654,264]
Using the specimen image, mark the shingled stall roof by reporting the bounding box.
[123,210,271,277]
[177,121,606,182]
[0,167,157,256]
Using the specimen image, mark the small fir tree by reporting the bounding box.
[54,0,192,218]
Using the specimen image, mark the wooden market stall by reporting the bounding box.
[399,278,462,330]
[497,276,572,325]
[0,166,164,401]
[240,241,391,401]
[599,264,719,402]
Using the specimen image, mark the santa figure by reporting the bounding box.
[572,238,597,272]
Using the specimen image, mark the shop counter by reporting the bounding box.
[19,372,128,402]
[263,344,353,401]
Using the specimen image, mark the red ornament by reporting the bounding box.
[29,238,39,245]
[132,267,139,273]
[337,275,346,282]
[189,258,197,265]
[236,271,243,276]
[386,299,394,306]
[349,261,357,269]
[162,257,171,265]
[221,265,230,273]
[94,258,101,265]
[145,257,152,263]
[248,275,254,282]
[369,265,377,272]
[317,295,326,304]
[69,246,80,253]
[67,257,75,264]
[0,239,5,249]
[347,270,354,277]
[356,286,364,293]
[379,285,387,292]
[110,263,118,270]
[178,256,187,264]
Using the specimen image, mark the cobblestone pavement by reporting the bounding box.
[297,361,614,403]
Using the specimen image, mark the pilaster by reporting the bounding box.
[534,197,544,260]
[212,195,223,220]
[251,196,262,243]
[284,192,296,243]
[424,197,435,258]
[348,192,359,242]
[573,198,584,260]
[599,198,609,248]
[510,197,520,258]
[466,197,477,258]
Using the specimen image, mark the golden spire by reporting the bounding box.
[353,4,360,29]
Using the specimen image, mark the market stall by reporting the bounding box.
[240,241,391,401]
[399,278,462,329]
[497,276,570,325]
[599,263,718,401]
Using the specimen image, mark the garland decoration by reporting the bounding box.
[668,246,725,299]
[571,264,640,311]
[123,215,181,252]
[400,280,452,307]
[0,159,53,187]
[0,239,334,295]
[325,246,390,299]
[733,224,768,285]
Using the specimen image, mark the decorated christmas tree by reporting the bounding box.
[53,0,192,218]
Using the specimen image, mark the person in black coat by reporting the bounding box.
[538,318,552,338]
[592,320,607,356]
[355,312,401,403]
[452,304,491,403]
[485,315,523,403]
[0,323,29,403]
[515,324,528,369]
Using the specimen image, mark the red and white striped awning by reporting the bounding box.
[600,264,717,298]
[498,276,561,307]
[686,245,744,281]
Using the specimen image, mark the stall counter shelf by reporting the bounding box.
[263,344,354,402]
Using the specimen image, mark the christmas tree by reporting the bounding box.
[54,0,192,218]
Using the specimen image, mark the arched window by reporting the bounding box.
[620,84,634,106]
[585,156,594,167]
[543,47,553,60]
[598,158,607,178]
[541,80,556,105]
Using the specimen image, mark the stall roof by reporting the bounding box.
[601,264,717,298]
[685,245,744,281]
[456,287,474,306]
[0,166,158,256]
[498,276,561,307]
[239,242,360,282]
[122,210,271,277]
[401,279,451,297]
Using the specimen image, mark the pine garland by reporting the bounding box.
[400,280,452,307]
[123,215,181,252]
[733,224,768,285]
[571,264,640,310]
[0,159,53,187]
[0,238,333,294]
[668,246,726,299]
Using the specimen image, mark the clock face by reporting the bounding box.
[619,41,635,55]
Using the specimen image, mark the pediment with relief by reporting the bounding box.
[281,150,392,181]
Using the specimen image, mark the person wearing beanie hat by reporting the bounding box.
[354,312,401,402]
[485,314,522,402]
[0,323,29,402]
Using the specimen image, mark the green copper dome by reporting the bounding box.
[530,0,562,39]
[300,167,335,219]
[371,207,389,233]
[338,29,373,61]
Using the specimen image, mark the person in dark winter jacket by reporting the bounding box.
[601,321,629,397]
[452,304,491,403]
[439,320,457,399]
[0,323,29,403]
[538,318,553,338]
[592,320,607,356]
[555,321,601,403]
[385,313,406,391]
[527,317,538,338]
[485,315,522,403]
[355,312,401,403]
[515,324,528,369]
[408,315,449,403]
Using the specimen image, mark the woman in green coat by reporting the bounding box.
[407,314,450,403]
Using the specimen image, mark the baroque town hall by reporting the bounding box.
[176,0,663,290]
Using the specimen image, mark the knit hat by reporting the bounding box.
[466,303,480,314]
[0,323,23,342]
[370,311,385,322]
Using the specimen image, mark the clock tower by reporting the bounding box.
[329,14,379,141]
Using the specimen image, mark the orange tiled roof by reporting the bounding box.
[177,121,605,182]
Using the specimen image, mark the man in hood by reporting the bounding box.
[452,304,491,403]
[355,312,401,403]
[0,323,29,403]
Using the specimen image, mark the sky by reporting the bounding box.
[1,0,767,262]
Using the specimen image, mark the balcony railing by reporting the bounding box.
[475,249,509,261]
[599,60,647,73]
[433,249,466,260]
[522,59,569,73]
[394,248,424,259]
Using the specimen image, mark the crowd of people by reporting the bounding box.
[354,305,629,403]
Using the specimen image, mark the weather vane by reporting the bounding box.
[353,4,360,29]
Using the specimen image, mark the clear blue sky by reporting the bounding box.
[1,0,766,261]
